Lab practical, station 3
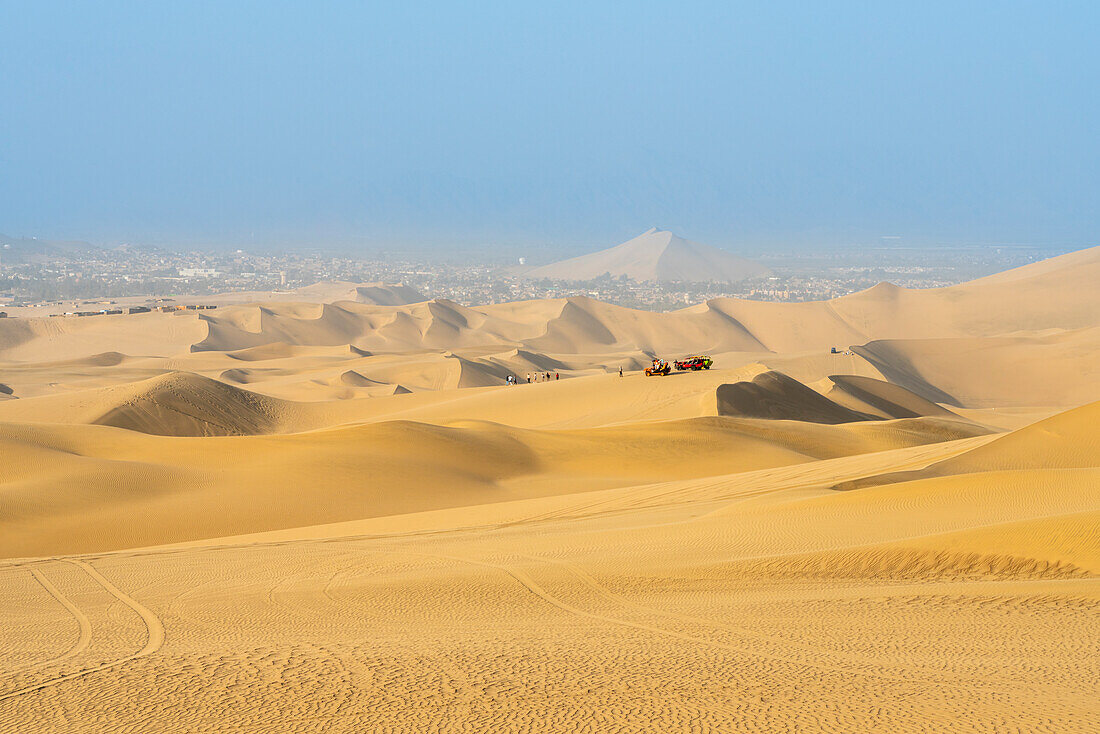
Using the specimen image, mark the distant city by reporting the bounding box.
[0,234,1074,313]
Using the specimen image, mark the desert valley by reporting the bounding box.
[0,244,1096,731]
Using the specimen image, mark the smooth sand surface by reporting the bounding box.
[1,248,1098,732]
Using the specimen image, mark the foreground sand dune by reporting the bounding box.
[1,400,1095,731]
[1,248,1098,732]
[0,407,991,558]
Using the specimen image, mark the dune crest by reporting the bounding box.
[0,372,294,437]
[717,371,874,423]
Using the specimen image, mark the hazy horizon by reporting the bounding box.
[2,2,1098,253]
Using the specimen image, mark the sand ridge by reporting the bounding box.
[1,246,1098,411]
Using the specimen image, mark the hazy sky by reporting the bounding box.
[1,2,1097,252]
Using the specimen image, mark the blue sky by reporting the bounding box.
[1,1,1097,252]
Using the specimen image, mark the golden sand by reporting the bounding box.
[1,249,1097,731]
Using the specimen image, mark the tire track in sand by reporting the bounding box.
[516,553,986,689]
[418,550,989,694]
[319,552,507,709]
[22,567,94,670]
[0,559,164,704]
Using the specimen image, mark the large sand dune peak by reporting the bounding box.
[524,227,771,283]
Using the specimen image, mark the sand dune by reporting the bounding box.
[717,370,875,423]
[2,246,1096,368]
[1,246,1097,413]
[1,248,1098,732]
[0,310,207,362]
[0,409,991,559]
[223,342,312,361]
[188,280,427,308]
[715,370,964,424]
[303,367,766,429]
[1,403,1091,731]
[0,372,297,437]
[283,280,426,306]
[968,244,1100,285]
[523,227,772,282]
[932,398,1099,473]
[338,369,384,387]
[816,374,961,419]
[855,328,1100,407]
[835,398,1100,491]
[32,350,131,368]
[353,282,427,306]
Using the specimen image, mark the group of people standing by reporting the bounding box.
[504,366,625,385]
[506,372,559,385]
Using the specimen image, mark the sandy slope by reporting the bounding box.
[854,328,1100,407]
[0,402,1094,732]
[815,373,962,419]
[0,248,1097,418]
[0,366,740,432]
[0,362,976,437]
[717,371,876,423]
[0,409,991,558]
[0,372,300,436]
[835,399,1100,493]
[1,248,1098,732]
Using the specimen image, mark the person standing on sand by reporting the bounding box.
[526,373,530,383]
[555,372,559,380]
[619,366,623,377]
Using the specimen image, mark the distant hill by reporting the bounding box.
[200,281,428,307]
[524,228,771,283]
[0,234,98,264]
[288,280,426,305]
[354,282,427,306]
